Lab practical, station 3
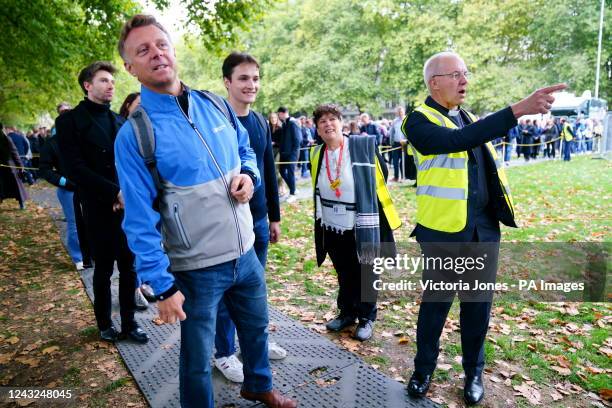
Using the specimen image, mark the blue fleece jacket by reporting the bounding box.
[114,85,259,296]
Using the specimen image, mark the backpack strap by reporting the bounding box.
[128,106,163,211]
[194,90,237,131]
[252,111,269,134]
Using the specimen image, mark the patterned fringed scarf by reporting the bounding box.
[349,135,380,264]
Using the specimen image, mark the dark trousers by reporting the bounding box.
[85,207,137,331]
[279,163,296,195]
[326,229,377,321]
[391,142,402,180]
[414,227,499,377]
[563,140,572,161]
[73,193,93,266]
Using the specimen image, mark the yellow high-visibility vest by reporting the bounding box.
[561,122,574,141]
[310,141,401,230]
[405,103,515,233]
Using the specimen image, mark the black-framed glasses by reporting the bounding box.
[432,71,471,80]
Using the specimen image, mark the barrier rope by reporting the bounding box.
[5,135,600,169]
[0,163,39,171]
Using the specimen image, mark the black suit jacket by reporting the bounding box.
[56,99,125,209]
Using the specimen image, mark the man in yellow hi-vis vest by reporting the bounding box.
[560,117,575,161]
[402,51,566,405]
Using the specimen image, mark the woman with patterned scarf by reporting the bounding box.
[310,104,402,341]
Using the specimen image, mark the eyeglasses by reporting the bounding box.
[432,71,471,80]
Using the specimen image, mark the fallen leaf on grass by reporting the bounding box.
[6,336,19,345]
[599,389,612,401]
[550,390,563,401]
[437,363,452,371]
[598,346,612,358]
[550,366,571,376]
[514,383,541,405]
[41,346,59,355]
[397,336,410,345]
[14,356,39,367]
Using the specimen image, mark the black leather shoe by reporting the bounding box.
[464,374,484,405]
[120,326,149,344]
[325,315,355,332]
[407,372,432,398]
[99,326,119,342]
[353,319,374,341]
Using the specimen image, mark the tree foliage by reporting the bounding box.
[0,0,271,125]
[179,0,611,116]
[2,0,609,124]
[0,0,140,124]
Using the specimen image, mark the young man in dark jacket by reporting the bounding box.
[277,106,301,202]
[213,51,288,383]
[56,61,148,344]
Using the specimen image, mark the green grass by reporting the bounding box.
[265,156,612,394]
[103,377,131,393]
[62,366,82,387]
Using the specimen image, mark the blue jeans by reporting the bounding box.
[174,248,272,407]
[504,141,513,162]
[56,188,82,263]
[279,163,296,194]
[215,217,269,358]
[391,142,402,179]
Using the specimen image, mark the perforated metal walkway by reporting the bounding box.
[78,267,438,408]
[33,187,439,408]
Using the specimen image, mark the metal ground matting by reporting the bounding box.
[33,189,438,408]
[79,268,438,408]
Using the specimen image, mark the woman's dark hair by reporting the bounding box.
[313,104,343,125]
[119,92,141,119]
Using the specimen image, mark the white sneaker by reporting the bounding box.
[75,261,84,271]
[214,354,244,383]
[286,194,297,203]
[268,342,287,360]
[134,288,149,310]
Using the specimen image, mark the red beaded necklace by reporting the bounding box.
[324,138,344,198]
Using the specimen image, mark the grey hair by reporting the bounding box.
[423,51,462,92]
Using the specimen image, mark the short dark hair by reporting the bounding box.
[78,61,116,95]
[56,102,71,114]
[119,92,141,119]
[222,52,260,79]
[313,104,343,125]
[118,14,170,61]
[277,107,288,113]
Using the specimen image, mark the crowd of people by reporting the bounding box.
[496,115,604,163]
[0,12,584,408]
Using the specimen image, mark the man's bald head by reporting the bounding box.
[423,51,464,93]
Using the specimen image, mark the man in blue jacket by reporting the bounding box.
[114,14,297,408]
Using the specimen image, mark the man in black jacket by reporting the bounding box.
[277,107,301,202]
[402,51,564,405]
[56,61,148,344]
